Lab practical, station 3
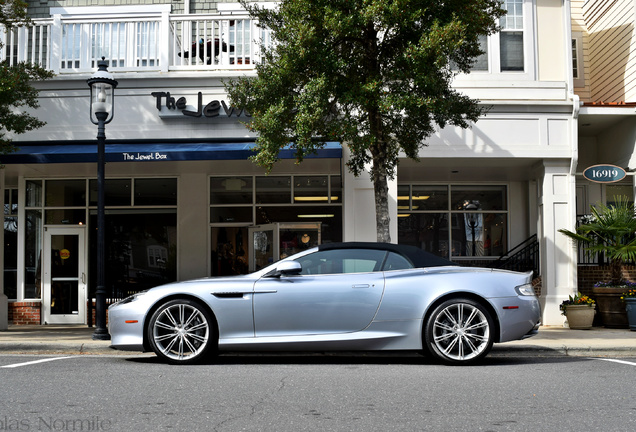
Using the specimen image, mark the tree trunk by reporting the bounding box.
[610,258,624,285]
[373,166,391,243]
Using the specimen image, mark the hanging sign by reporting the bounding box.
[583,164,626,183]
[60,249,71,260]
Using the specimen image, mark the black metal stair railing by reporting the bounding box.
[489,234,540,278]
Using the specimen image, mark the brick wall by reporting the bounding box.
[532,277,542,296]
[8,302,41,325]
[577,265,636,296]
[7,301,108,325]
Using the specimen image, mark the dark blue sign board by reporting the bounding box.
[583,164,627,183]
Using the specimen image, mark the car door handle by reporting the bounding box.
[352,284,371,289]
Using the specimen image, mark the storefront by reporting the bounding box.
[2,135,343,324]
[0,0,589,327]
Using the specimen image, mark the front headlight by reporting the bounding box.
[515,283,536,296]
[111,290,149,307]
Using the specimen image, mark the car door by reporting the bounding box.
[253,248,387,337]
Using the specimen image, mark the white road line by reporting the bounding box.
[594,358,636,367]
[1,356,73,369]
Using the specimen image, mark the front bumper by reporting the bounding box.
[108,301,146,352]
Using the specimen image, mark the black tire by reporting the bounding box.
[424,298,494,365]
[147,298,216,365]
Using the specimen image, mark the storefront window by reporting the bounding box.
[294,176,329,203]
[398,184,508,259]
[134,178,177,205]
[210,174,343,276]
[451,212,507,257]
[412,185,448,210]
[450,185,507,211]
[45,180,86,207]
[398,213,449,257]
[211,227,249,276]
[330,176,342,203]
[24,210,42,299]
[210,177,253,204]
[89,179,132,206]
[26,180,42,207]
[210,206,253,224]
[89,210,177,298]
[21,177,178,303]
[45,209,86,225]
[4,189,18,299]
[256,176,291,203]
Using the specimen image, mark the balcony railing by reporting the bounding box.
[1,13,271,74]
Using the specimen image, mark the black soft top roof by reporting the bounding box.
[317,242,454,268]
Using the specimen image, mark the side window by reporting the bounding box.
[297,249,388,275]
[499,0,524,72]
[382,252,413,271]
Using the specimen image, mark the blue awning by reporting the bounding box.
[1,141,342,164]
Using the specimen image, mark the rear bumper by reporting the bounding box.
[522,321,541,339]
[491,295,542,342]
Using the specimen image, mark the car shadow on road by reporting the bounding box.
[124,351,590,367]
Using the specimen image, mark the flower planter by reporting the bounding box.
[564,304,595,329]
[592,286,629,328]
[625,298,636,331]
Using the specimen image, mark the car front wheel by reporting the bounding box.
[424,298,494,365]
[147,299,216,364]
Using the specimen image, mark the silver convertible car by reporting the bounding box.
[108,242,541,365]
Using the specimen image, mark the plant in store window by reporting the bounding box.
[559,196,636,328]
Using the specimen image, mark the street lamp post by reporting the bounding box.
[87,58,118,340]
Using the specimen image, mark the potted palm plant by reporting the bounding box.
[559,196,636,328]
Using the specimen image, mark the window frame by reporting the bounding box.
[572,32,585,88]
[458,0,535,81]
[397,184,509,260]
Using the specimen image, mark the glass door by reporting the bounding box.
[42,227,86,324]
[248,223,321,272]
[249,224,278,272]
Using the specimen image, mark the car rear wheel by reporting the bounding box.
[424,298,494,365]
[147,299,216,364]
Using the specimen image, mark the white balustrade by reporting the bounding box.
[0,14,271,74]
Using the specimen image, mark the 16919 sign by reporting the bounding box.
[583,164,626,183]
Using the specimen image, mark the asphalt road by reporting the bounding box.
[1,353,635,431]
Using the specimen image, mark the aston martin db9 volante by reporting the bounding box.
[108,242,541,365]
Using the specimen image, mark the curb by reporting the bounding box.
[0,342,116,355]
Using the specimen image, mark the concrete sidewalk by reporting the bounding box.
[1,325,636,357]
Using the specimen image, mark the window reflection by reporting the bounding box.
[398,185,508,259]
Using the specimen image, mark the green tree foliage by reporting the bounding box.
[0,0,53,156]
[226,0,505,242]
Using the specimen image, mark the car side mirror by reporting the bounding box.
[275,260,302,276]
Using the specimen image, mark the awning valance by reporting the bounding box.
[1,141,342,164]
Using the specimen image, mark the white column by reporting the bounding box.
[49,15,62,75]
[342,145,398,243]
[538,161,577,326]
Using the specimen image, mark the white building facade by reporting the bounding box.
[1,0,586,326]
